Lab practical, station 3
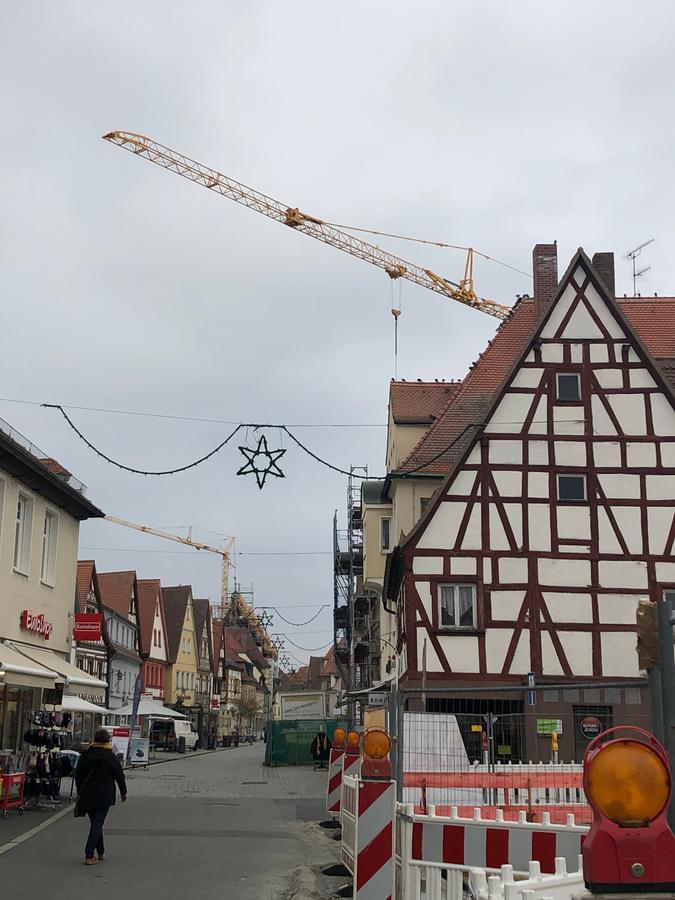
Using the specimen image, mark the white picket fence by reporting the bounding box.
[395,802,587,900]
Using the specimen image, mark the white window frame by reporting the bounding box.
[13,491,34,576]
[556,372,581,402]
[40,508,59,587]
[380,516,392,554]
[438,583,477,629]
[557,473,587,502]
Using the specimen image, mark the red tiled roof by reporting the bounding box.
[76,560,96,606]
[621,298,675,359]
[137,579,162,657]
[395,293,675,477]
[396,299,536,475]
[98,571,137,619]
[41,458,72,478]
[389,381,461,425]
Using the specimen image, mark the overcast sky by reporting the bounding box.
[2,2,674,666]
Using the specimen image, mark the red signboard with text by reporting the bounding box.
[73,613,104,642]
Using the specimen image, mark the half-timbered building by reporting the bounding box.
[385,245,675,760]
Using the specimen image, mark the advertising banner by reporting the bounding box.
[129,737,150,767]
[112,727,131,760]
[73,613,104,642]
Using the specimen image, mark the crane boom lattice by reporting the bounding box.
[103,131,510,321]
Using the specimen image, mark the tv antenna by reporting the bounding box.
[626,239,654,296]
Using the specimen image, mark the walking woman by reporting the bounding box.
[75,727,127,865]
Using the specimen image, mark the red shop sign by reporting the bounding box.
[20,610,53,641]
[74,613,104,642]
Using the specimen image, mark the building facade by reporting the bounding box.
[387,246,675,760]
[0,421,104,750]
[162,585,198,711]
[137,578,168,700]
[98,571,141,710]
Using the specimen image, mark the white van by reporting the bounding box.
[173,719,200,751]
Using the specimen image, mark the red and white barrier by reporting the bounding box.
[341,773,396,899]
[327,748,345,815]
[339,751,361,822]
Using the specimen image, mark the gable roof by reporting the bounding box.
[227,627,270,670]
[222,630,246,669]
[76,560,97,608]
[136,579,164,658]
[389,380,461,425]
[98,571,138,622]
[396,248,675,559]
[161,585,192,664]
[395,267,675,479]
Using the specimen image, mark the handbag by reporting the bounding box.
[73,769,93,818]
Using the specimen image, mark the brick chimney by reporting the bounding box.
[592,251,615,297]
[533,242,558,321]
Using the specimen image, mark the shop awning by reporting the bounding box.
[7,642,107,698]
[60,695,110,714]
[109,697,188,719]
[0,641,58,689]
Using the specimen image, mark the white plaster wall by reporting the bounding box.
[630,369,656,389]
[558,632,593,675]
[602,633,640,677]
[562,303,604,340]
[597,594,642,625]
[483,559,492,583]
[544,592,593,623]
[540,284,576,338]
[492,471,522,497]
[651,394,675,435]
[611,506,643,554]
[591,396,618,436]
[594,369,623,389]
[447,470,477,496]
[554,441,586,467]
[557,507,591,540]
[662,443,675,467]
[415,582,434,619]
[597,509,623,554]
[485,629,512,672]
[626,442,656,467]
[540,632,564,676]
[553,407,585,435]
[590,344,609,363]
[528,396,547,434]
[461,507,482,550]
[418,502,464,549]
[538,558,591,587]
[528,472,549,498]
[490,591,525,620]
[585,285,624,338]
[528,504,551,552]
[598,560,648,589]
[593,442,622,467]
[437,634,480,673]
[646,475,675,500]
[489,507,510,550]
[598,473,640,498]
[485,393,535,434]
[413,556,444,575]
[529,441,549,465]
[656,562,675,582]
[509,631,530,674]
[511,368,544,389]
[648,507,675,555]
[416,629,443,672]
[451,557,476,576]
[499,557,528,583]
[488,440,522,465]
[608,394,647,435]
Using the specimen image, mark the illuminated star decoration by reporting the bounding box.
[237,434,287,489]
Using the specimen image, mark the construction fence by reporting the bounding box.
[383,683,651,825]
[264,718,350,766]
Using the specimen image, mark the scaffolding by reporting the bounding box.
[333,466,369,692]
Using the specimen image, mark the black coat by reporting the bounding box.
[75,746,127,812]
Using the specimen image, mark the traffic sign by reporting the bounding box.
[368,692,387,707]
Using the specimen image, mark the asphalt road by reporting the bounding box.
[0,744,340,899]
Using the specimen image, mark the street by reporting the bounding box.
[0,744,340,900]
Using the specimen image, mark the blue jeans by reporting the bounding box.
[85,807,109,859]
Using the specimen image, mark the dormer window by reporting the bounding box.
[556,373,581,402]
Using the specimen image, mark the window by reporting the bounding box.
[13,492,34,574]
[420,497,431,516]
[557,474,587,502]
[439,584,476,628]
[556,372,581,402]
[158,630,162,647]
[40,509,58,585]
[380,516,392,553]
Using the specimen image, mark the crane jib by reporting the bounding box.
[103,131,512,321]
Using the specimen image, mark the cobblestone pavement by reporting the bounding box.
[0,743,342,900]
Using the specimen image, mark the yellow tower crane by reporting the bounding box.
[103,131,511,321]
[103,516,273,653]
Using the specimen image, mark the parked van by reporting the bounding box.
[174,719,200,751]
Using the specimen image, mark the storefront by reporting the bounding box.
[0,641,58,752]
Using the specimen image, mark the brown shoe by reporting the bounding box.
[85,858,98,866]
